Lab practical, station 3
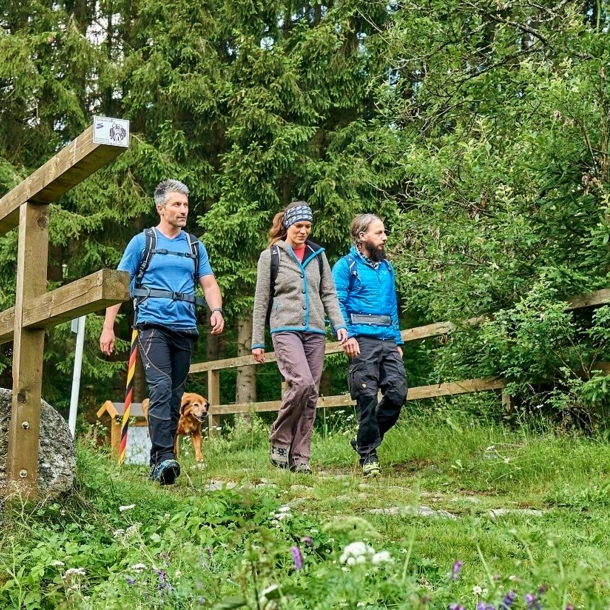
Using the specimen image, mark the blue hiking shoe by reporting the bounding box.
[148,459,181,485]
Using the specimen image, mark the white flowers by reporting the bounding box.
[119,504,136,512]
[130,563,147,572]
[340,542,393,567]
[50,560,65,567]
[270,506,292,525]
[371,550,392,565]
[62,567,86,579]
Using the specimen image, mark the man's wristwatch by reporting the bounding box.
[211,308,225,316]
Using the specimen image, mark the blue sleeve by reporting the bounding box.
[197,242,214,278]
[117,233,144,279]
[332,258,355,338]
[387,262,403,345]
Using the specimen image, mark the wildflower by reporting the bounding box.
[451,560,463,580]
[500,591,517,609]
[119,504,136,512]
[125,577,136,585]
[113,529,126,538]
[198,597,205,605]
[301,536,313,546]
[50,560,65,567]
[339,541,376,565]
[371,551,393,564]
[63,568,86,579]
[449,605,465,610]
[291,546,303,570]
[525,593,542,610]
[131,563,147,572]
[157,569,174,592]
[473,586,483,596]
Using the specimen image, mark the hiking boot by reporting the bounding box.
[350,437,359,453]
[270,446,289,469]
[362,460,381,478]
[290,462,313,475]
[148,459,181,485]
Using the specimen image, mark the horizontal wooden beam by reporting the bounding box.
[566,288,610,310]
[0,269,130,344]
[0,125,126,236]
[208,377,504,415]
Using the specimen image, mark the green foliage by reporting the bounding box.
[6,418,610,607]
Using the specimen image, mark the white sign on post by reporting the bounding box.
[93,116,130,147]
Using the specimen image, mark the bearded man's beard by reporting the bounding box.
[363,240,386,262]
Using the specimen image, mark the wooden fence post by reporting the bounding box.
[6,203,49,496]
[207,369,221,436]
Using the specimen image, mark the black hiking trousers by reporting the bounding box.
[137,325,197,466]
[348,336,408,464]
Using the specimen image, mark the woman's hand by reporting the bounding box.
[252,348,265,364]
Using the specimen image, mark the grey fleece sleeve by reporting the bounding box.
[251,249,271,349]
[319,253,347,333]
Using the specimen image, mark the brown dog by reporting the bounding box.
[141,392,209,462]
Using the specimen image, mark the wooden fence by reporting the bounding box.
[190,288,610,431]
[0,120,130,497]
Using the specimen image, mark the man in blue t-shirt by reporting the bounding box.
[99,179,224,485]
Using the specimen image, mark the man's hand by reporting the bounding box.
[100,328,115,356]
[210,311,224,334]
[343,337,360,358]
[252,348,265,364]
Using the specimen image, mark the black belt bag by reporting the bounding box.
[350,313,392,326]
[132,287,206,307]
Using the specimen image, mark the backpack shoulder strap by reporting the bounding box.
[135,228,156,288]
[266,244,280,325]
[346,254,358,278]
[186,232,200,282]
[383,259,394,278]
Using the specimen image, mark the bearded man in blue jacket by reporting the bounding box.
[332,214,408,477]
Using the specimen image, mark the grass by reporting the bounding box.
[2,407,610,608]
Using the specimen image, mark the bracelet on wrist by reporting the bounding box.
[211,308,225,316]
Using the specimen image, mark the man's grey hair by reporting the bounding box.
[154,179,190,207]
[350,213,382,245]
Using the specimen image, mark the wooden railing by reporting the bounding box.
[190,288,610,431]
[0,120,130,497]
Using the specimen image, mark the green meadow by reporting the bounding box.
[2,402,610,609]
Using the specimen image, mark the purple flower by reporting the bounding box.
[301,536,314,546]
[525,593,542,610]
[291,546,303,570]
[157,569,174,592]
[125,576,136,585]
[449,605,465,610]
[565,606,574,610]
[451,560,463,580]
[198,596,206,604]
[500,591,517,609]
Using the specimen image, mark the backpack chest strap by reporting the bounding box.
[132,287,206,307]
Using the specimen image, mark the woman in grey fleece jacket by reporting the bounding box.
[252,202,348,474]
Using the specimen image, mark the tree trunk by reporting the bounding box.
[235,316,256,413]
